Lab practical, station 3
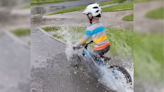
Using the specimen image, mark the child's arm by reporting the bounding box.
[74,29,92,48]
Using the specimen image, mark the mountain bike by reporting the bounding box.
[73,41,132,91]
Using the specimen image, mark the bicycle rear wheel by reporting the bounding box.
[109,65,132,85]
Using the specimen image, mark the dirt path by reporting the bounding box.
[35,2,133,30]
[31,27,111,92]
[38,10,133,30]
[134,0,164,33]
[0,7,30,45]
[0,30,30,92]
[7,8,30,30]
[0,7,30,30]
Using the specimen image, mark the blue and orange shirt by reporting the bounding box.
[79,22,110,50]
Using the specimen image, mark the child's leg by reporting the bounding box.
[92,45,110,62]
[93,45,110,57]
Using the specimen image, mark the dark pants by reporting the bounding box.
[91,45,110,78]
[92,45,110,59]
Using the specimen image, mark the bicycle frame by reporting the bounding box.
[77,41,132,89]
[82,48,102,65]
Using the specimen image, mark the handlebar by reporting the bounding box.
[84,40,93,49]
[73,40,93,51]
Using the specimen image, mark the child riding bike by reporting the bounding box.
[73,3,110,62]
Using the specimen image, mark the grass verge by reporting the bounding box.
[99,0,125,6]
[102,1,133,12]
[122,14,133,21]
[106,28,133,57]
[134,33,163,81]
[43,26,133,58]
[43,26,163,81]
[11,28,30,36]
[49,5,87,15]
[53,34,63,39]
[31,0,67,5]
[134,0,158,2]
[48,0,126,15]
[42,26,60,32]
[21,4,31,9]
[145,7,164,19]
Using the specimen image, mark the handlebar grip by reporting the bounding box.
[73,47,76,51]
[84,40,93,49]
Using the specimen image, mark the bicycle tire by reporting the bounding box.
[109,65,132,85]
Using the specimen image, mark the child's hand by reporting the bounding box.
[73,45,81,51]
[73,43,82,51]
[73,46,76,51]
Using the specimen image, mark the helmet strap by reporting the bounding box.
[87,14,93,24]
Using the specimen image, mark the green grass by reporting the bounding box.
[122,14,133,21]
[48,0,126,15]
[49,5,87,15]
[11,28,30,36]
[134,33,163,81]
[106,28,133,57]
[145,7,164,19]
[42,26,60,32]
[102,1,133,12]
[99,0,125,6]
[43,26,163,81]
[53,33,63,39]
[43,26,133,58]
[134,0,157,2]
[31,0,65,3]
[53,27,86,42]
[31,0,67,5]
[21,4,31,9]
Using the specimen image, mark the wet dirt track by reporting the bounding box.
[31,27,111,92]
[0,30,30,92]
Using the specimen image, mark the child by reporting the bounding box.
[73,3,110,61]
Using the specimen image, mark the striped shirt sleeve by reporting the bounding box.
[79,30,92,44]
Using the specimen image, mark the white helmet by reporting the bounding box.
[83,3,102,17]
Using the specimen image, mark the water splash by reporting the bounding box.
[60,26,74,61]
[58,26,85,60]
[98,65,133,92]
[108,32,133,58]
[58,26,133,92]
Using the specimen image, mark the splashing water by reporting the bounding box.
[61,27,74,61]
[58,26,133,92]
[59,26,86,60]
[108,32,133,58]
[99,66,125,92]
[98,65,133,92]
